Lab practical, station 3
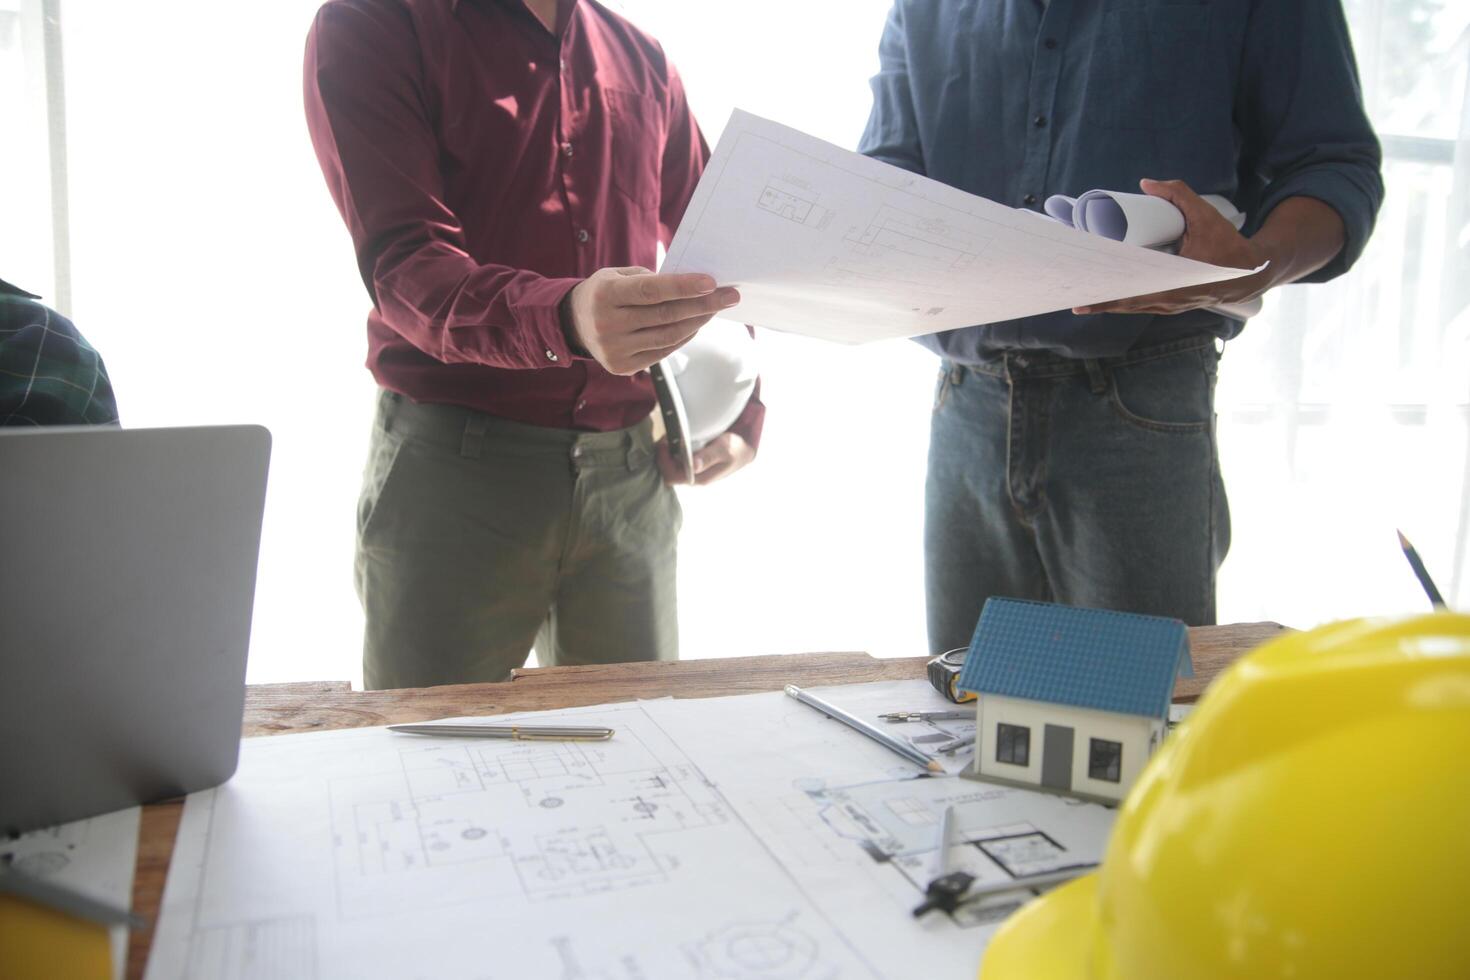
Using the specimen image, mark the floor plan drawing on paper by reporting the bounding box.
[184,915,317,980]
[328,728,729,917]
[663,110,1258,343]
[539,910,837,980]
[146,704,877,980]
[757,182,830,230]
[798,776,1107,928]
[818,206,992,320]
[843,205,986,273]
[147,682,1115,979]
[685,912,835,980]
[642,680,1116,976]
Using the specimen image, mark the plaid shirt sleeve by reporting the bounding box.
[0,292,119,426]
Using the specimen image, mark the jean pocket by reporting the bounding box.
[358,429,410,540]
[1096,3,1212,132]
[1108,348,1213,434]
[933,364,963,412]
[604,88,662,212]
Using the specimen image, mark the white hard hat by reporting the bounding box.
[662,322,757,449]
[649,321,757,478]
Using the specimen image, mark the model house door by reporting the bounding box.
[1042,724,1074,792]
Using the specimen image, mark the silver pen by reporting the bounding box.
[388,723,614,742]
[785,686,944,773]
[880,710,972,723]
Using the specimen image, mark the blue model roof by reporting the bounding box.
[956,598,1193,720]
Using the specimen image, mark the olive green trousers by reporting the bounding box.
[355,390,680,690]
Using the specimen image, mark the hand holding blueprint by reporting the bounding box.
[662,111,1261,343]
[1042,189,1262,321]
[1043,189,1246,249]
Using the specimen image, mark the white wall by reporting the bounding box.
[0,0,58,296]
[975,694,1157,801]
[61,1,374,684]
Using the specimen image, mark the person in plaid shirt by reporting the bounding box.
[0,278,118,426]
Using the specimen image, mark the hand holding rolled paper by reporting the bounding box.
[1060,179,1271,320]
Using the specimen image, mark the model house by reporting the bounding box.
[957,598,1194,804]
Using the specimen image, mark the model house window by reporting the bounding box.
[1089,739,1122,783]
[996,723,1030,766]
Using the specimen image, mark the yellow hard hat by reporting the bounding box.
[979,612,1470,980]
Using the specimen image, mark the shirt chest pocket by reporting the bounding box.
[602,88,663,212]
[1093,3,1212,132]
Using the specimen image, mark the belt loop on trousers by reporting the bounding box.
[460,414,488,459]
[625,430,643,472]
[1083,358,1107,395]
[379,390,401,434]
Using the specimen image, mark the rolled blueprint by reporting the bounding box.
[1042,190,1261,321]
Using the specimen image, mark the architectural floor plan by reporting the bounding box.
[662,111,1257,343]
[147,682,1115,979]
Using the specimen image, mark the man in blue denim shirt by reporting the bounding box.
[859,0,1382,649]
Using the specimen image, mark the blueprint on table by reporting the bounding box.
[662,111,1259,344]
[145,680,1114,979]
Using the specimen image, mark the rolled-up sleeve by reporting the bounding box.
[303,1,580,370]
[1236,0,1384,283]
[857,1,927,176]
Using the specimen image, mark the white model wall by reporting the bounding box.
[975,695,1159,800]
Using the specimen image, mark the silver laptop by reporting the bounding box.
[0,425,271,834]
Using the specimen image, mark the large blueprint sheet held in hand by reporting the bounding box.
[145,680,1116,979]
[662,111,1258,343]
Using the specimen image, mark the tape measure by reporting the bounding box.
[927,647,976,704]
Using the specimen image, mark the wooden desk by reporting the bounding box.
[126,622,1284,979]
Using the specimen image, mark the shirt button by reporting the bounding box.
[1033,115,1048,128]
[560,58,567,72]
[576,399,587,411]
[561,142,574,158]
[1023,194,1037,206]
[545,348,559,362]
[1044,37,1058,50]
[576,229,590,243]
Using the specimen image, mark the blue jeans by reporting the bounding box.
[925,335,1230,654]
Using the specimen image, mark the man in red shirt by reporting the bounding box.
[304,0,762,688]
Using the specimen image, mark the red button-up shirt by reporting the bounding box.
[303,0,763,443]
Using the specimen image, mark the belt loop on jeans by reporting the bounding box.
[460,413,488,459]
[1083,358,1107,395]
[935,361,964,411]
